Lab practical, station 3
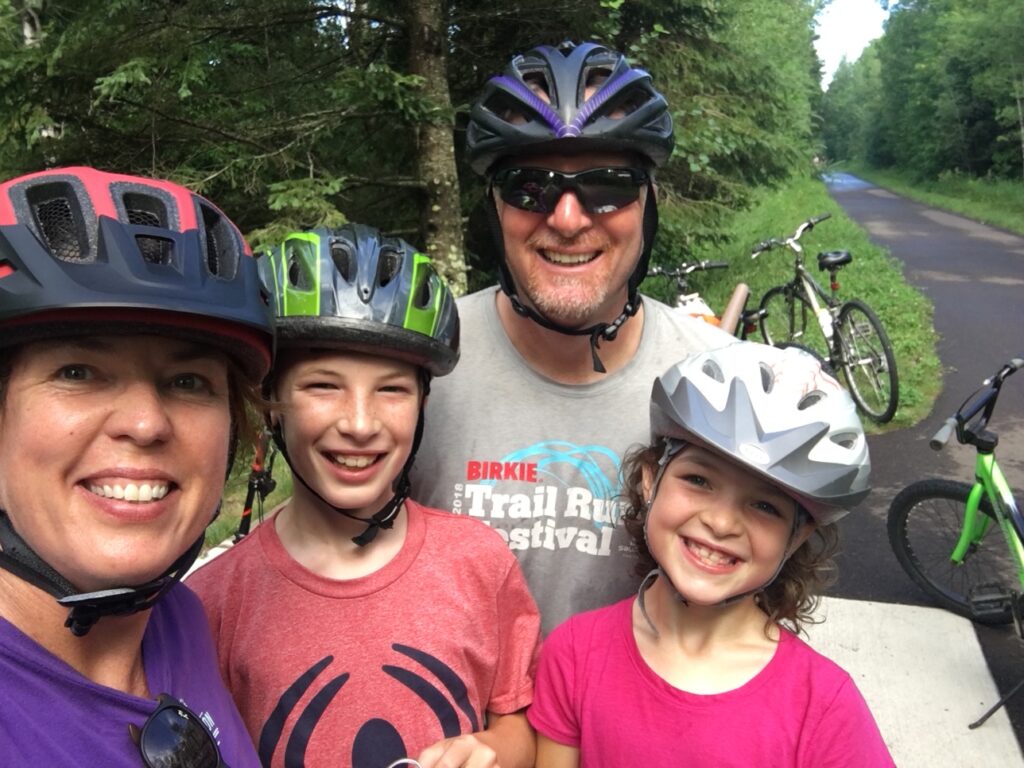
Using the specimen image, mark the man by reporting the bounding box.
[413,41,733,632]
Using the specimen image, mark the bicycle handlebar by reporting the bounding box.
[750,213,832,259]
[649,260,729,277]
[931,357,1024,451]
[929,419,957,451]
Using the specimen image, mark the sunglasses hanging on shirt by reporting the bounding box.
[129,693,227,768]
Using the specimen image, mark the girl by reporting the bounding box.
[528,341,894,766]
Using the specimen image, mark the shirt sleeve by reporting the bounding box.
[487,555,542,714]
[803,676,896,767]
[527,618,582,748]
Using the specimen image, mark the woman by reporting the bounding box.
[0,167,272,766]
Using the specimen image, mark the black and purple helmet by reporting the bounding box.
[466,41,675,176]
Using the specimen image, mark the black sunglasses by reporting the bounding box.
[129,693,228,768]
[491,166,649,215]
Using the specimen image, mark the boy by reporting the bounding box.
[190,224,541,768]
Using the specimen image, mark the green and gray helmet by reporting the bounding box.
[262,224,460,376]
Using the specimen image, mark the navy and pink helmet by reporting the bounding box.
[0,166,273,383]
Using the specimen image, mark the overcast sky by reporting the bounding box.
[815,0,890,89]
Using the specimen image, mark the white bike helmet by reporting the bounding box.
[650,342,871,525]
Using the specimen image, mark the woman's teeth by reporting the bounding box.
[89,482,169,502]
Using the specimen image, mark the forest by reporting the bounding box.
[821,0,1024,182]
[0,0,827,292]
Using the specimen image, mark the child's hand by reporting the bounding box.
[416,734,499,767]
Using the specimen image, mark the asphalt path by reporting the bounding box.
[823,172,1024,745]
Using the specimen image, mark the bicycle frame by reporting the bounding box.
[953,455,1024,582]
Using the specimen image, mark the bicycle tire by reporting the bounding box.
[888,479,1016,624]
[758,286,831,361]
[834,299,899,423]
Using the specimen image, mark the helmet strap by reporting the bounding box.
[484,180,658,374]
[0,510,202,636]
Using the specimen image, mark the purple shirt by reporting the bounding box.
[0,583,259,766]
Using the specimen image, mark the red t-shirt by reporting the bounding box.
[189,500,540,768]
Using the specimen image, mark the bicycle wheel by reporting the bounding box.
[834,299,899,423]
[888,479,1016,624]
[758,286,830,360]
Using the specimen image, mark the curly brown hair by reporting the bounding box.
[620,438,839,636]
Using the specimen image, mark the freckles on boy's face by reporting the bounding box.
[643,443,803,606]
[275,349,422,516]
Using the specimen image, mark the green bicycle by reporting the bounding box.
[887,358,1024,627]
[887,358,1024,727]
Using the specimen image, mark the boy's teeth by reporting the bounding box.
[332,454,374,468]
[89,482,169,502]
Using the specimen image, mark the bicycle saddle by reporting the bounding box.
[817,250,852,270]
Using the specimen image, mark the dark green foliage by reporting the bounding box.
[0,0,827,284]
[821,0,1024,182]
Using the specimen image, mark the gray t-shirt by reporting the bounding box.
[412,287,735,633]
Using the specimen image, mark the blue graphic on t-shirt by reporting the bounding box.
[490,441,622,500]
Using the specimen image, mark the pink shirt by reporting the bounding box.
[529,598,894,767]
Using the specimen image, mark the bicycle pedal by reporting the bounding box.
[969,584,1014,618]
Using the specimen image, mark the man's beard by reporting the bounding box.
[522,272,614,328]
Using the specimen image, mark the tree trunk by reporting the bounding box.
[405,0,468,295]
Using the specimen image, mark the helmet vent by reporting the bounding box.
[123,192,168,229]
[759,363,775,393]
[413,271,435,309]
[286,242,313,290]
[798,391,825,410]
[832,432,858,450]
[377,248,401,287]
[26,182,89,262]
[135,235,173,265]
[700,359,724,383]
[330,240,354,282]
[199,203,239,279]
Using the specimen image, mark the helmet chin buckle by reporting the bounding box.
[59,583,168,637]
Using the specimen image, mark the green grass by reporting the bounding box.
[647,173,942,432]
[842,164,1024,237]
[206,456,293,554]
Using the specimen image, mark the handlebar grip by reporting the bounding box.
[929,419,957,451]
[750,241,772,259]
[810,213,832,226]
[702,260,730,270]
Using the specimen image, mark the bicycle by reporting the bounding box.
[233,429,279,542]
[886,358,1024,726]
[647,260,759,338]
[752,213,899,423]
